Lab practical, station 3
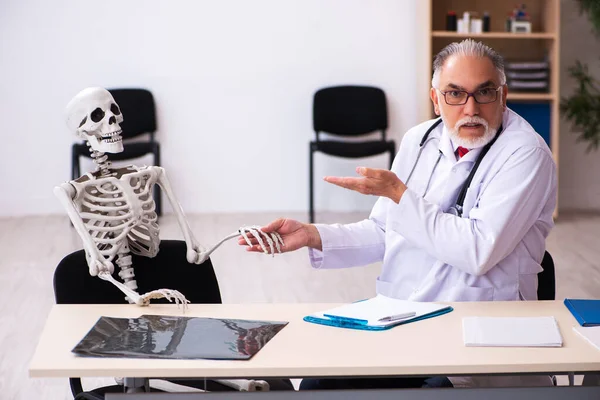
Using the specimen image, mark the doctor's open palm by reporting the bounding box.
[238,218,322,253]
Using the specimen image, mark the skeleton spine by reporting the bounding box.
[116,244,138,292]
[88,143,112,177]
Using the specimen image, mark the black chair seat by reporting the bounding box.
[54,240,221,305]
[312,140,396,158]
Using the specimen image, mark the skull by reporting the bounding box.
[66,87,124,153]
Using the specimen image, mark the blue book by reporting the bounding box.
[564,299,600,327]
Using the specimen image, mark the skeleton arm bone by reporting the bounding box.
[153,167,207,263]
[54,183,114,276]
[153,168,283,262]
[195,232,239,261]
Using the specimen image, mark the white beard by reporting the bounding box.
[443,115,498,149]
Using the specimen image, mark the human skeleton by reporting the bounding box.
[55,87,283,309]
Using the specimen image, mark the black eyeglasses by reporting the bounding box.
[438,86,502,106]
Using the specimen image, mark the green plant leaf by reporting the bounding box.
[560,59,600,152]
[575,0,600,37]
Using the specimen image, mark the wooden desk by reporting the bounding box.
[29,301,600,379]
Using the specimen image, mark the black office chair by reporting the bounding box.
[537,250,556,301]
[54,240,293,398]
[71,88,162,216]
[310,85,396,223]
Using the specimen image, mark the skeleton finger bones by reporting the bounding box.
[98,272,190,311]
[139,289,190,309]
[238,225,283,256]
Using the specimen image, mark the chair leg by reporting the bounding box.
[309,145,315,223]
[70,377,84,397]
[154,145,162,217]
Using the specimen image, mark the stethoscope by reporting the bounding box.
[405,118,503,217]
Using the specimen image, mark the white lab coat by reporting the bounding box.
[309,108,557,388]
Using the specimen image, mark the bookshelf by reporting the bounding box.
[426,0,560,215]
[432,31,557,39]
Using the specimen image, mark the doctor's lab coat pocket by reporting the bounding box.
[444,284,494,302]
[462,183,482,218]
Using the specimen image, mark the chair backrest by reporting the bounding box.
[537,250,556,301]
[53,240,221,305]
[108,88,157,140]
[313,85,388,137]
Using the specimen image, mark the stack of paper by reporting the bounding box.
[573,326,600,351]
[462,316,563,347]
[304,294,453,331]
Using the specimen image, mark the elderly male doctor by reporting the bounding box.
[242,39,557,389]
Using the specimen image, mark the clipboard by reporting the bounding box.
[303,294,453,331]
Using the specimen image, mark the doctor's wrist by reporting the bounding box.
[305,224,323,251]
[390,183,407,204]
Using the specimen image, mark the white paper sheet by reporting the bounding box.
[573,326,600,351]
[314,294,450,328]
[462,316,563,347]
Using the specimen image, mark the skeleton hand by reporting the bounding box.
[238,225,284,256]
[139,289,190,309]
[239,219,317,253]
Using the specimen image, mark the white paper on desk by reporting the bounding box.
[573,326,600,351]
[317,294,450,328]
[462,316,563,347]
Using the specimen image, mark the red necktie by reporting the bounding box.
[456,146,469,159]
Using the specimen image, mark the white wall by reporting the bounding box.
[559,0,600,212]
[0,0,427,218]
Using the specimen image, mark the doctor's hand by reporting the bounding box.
[237,218,323,253]
[324,167,407,204]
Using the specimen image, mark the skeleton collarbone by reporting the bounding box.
[72,165,160,260]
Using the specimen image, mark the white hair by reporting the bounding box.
[431,39,506,88]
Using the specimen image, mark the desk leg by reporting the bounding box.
[124,377,150,393]
[568,373,575,386]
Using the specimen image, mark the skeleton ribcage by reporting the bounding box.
[77,169,160,261]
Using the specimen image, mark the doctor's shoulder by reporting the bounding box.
[504,108,552,155]
[491,123,556,180]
